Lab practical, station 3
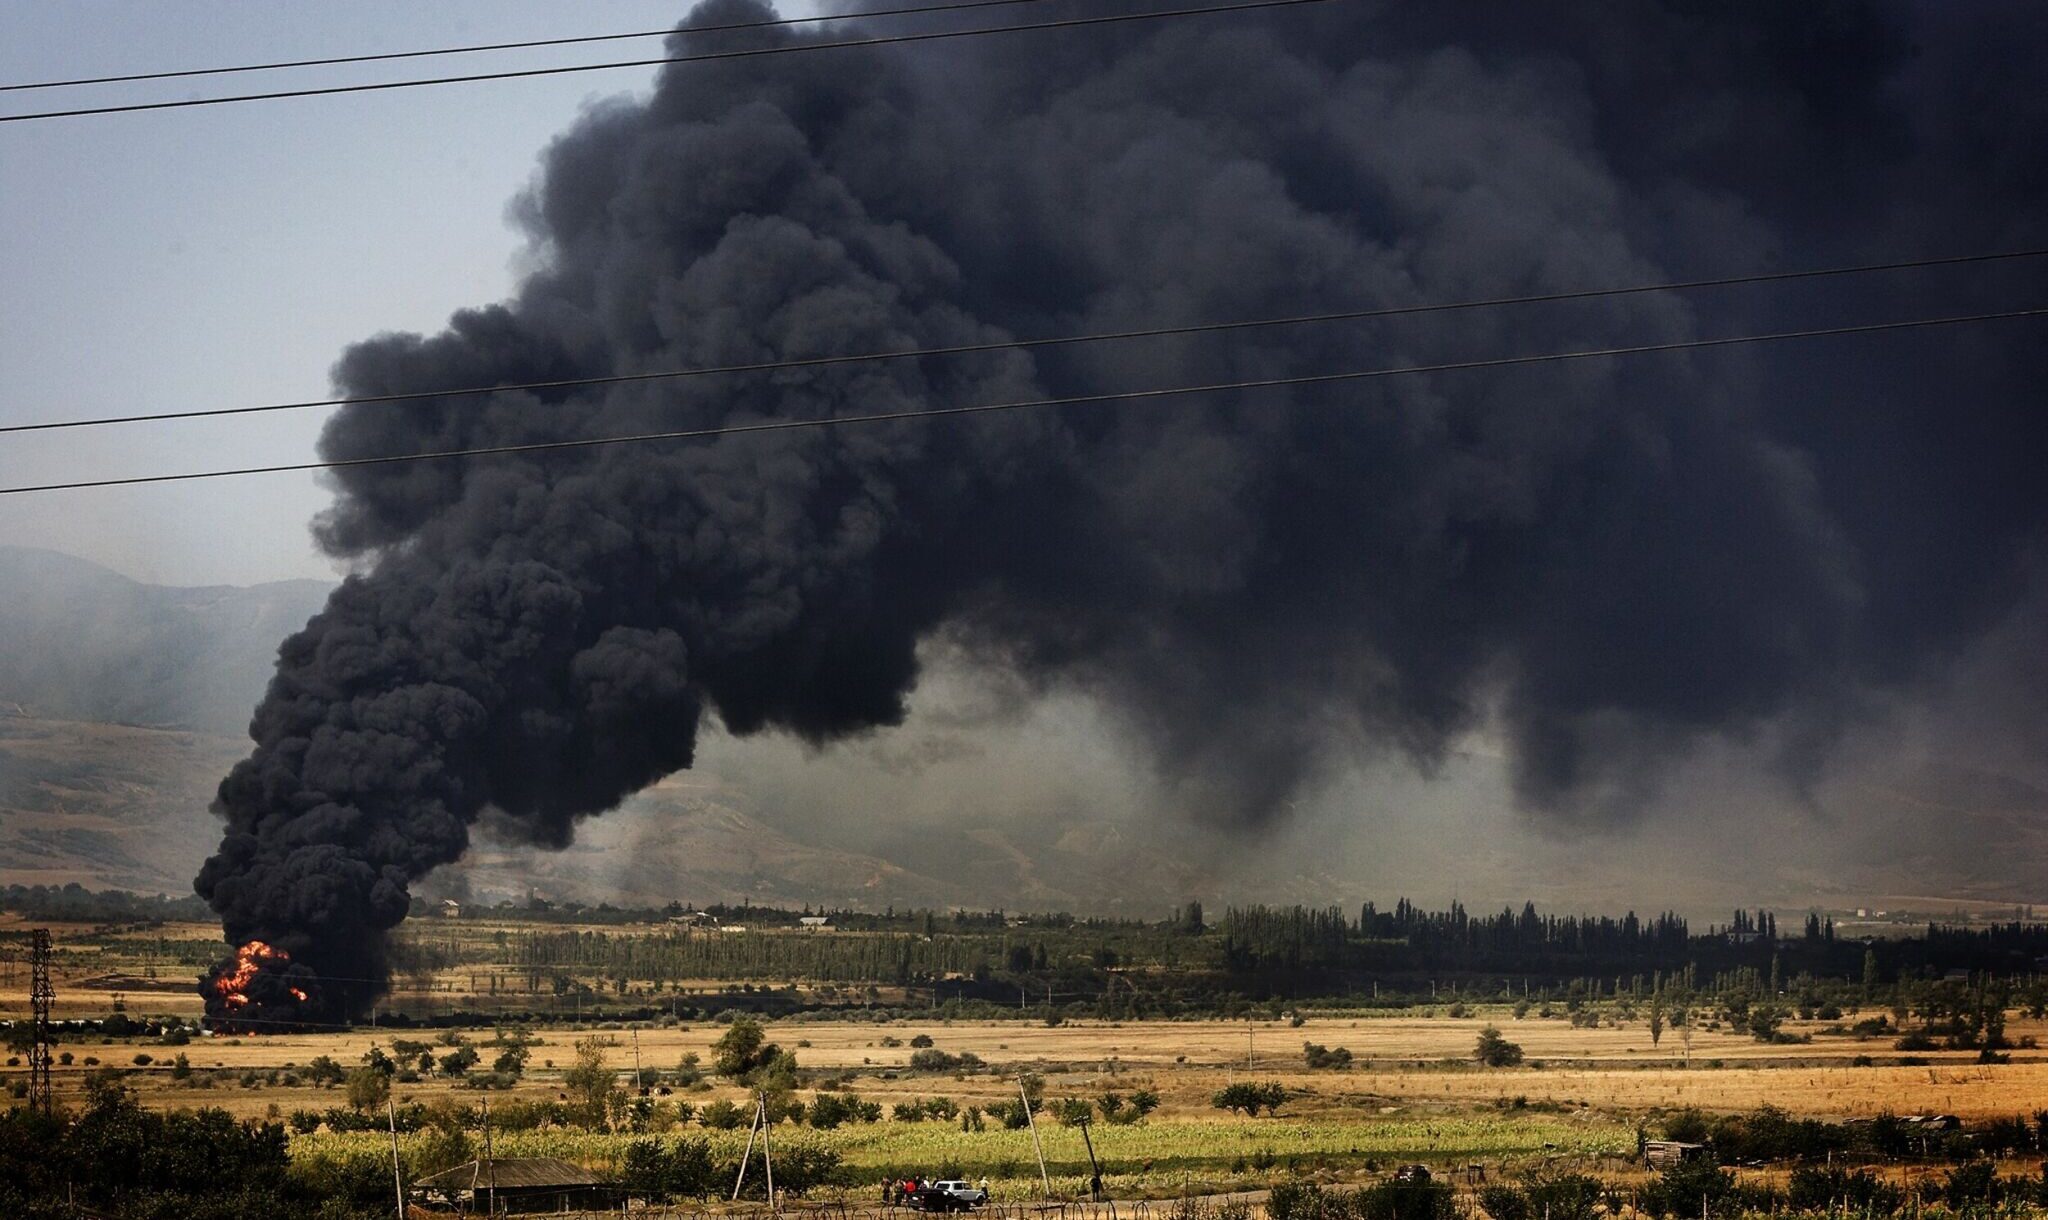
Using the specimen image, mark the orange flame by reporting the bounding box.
[213,940,305,1009]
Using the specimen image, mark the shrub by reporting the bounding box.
[1662,1108,1710,1143]
[698,1099,746,1130]
[1641,1158,1734,1218]
[1354,1176,1457,1220]
[1474,1027,1523,1067]
[1944,1161,2000,1208]
[1303,1042,1354,1070]
[1787,1166,1902,1214]
[1699,1105,1851,1164]
[807,1092,882,1129]
[908,1047,983,1072]
[742,1141,841,1197]
[1478,1185,1530,1220]
[909,1034,935,1048]
[623,1135,716,1201]
[306,1055,349,1086]
[1097,1088,1159,1124]
[1269,1181,1344,1220]
[1212,1082,1288,1116]
[1523,1173,1602,1220]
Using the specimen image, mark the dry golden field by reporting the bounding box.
[11,1011,2048,1123]
[9,912,2048,1129]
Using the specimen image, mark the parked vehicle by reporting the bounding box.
[904,1180,987,1211]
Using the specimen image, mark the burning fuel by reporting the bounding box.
[204,940,315,1028]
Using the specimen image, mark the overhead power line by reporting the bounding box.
[0,0,1328,123]
[9,246,2044,436]
[2,305,2040,497]
[0,0,1049,93]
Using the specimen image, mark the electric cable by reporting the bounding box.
[0,0,1329,123]
[3,304,2040,496]
[0,0,1052,94]
[7,245,2043,436]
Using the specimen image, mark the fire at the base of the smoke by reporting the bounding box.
[211,939,307,1009]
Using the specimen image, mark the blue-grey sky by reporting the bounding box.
[0,2,814,586]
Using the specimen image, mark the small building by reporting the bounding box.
[1900,1114,1962,1132]
[1644,1141,1710,1170]
[439,899,462,919]
[799,916,830,930]
[413,1157,610,1214]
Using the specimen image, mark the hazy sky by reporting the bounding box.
[0,2,815,586]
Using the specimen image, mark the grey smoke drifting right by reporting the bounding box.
[196,0,2048,1023]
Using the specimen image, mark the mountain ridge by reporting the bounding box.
[0,545,332,735]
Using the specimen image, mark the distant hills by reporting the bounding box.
[0,546,330,736]
[0,714,239,893]
[0,548,1252,913]
[0,546,2042,917]
[0,710,1203,912]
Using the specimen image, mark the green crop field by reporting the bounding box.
[294,1113,1634,1197]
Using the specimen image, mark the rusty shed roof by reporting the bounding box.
[414,1157,602,1191]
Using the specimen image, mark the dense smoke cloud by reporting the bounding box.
[196,0,2048,1022]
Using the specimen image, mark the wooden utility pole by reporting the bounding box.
[1078,1118,1103,1201]
[732,1099,762,1200]
[632,1028,644,1093]
[386,1096,405,1220]
[1021,1078,1051,1200]
[761,1095,776,1212]
[482,1095,497,1217]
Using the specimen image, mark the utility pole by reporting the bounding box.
[386,1096,406,1220]
[1247,1019,1254,1070]
[632,1028,644,1093]
[482,1095,497,1217]
[732,1098,762,1200]
[28,929,53,1117]
[1078,1117,1104,1201]
[761,1094,776,1212]
[1021,1078,1051,1200]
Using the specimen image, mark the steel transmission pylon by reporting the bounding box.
[28,928,53,1116]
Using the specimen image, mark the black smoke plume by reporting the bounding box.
[196,0,2048,1023]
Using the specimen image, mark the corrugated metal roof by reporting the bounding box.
[414,1157,602,1191]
